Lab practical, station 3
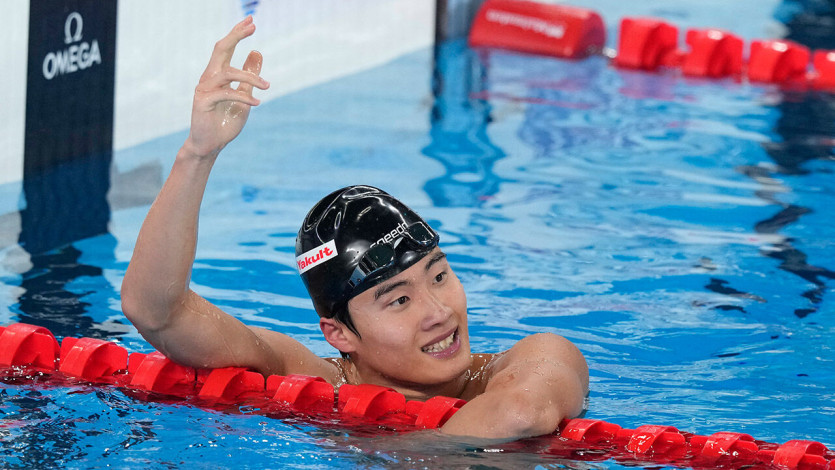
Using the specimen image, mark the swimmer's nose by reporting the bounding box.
[420,290,453,330]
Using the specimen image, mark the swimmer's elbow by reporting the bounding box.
[120,281,177,334]
[494,389,564,439]
[121,289,156,333]
[493,374,586,439]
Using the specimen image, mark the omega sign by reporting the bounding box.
[42,11,102,80]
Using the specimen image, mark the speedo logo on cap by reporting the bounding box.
[297,240,338,274]
[370,222,408,248]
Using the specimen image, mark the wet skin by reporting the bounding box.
[322,248,491,400]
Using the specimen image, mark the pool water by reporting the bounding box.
[3,2,835,468]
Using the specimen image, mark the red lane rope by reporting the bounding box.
[468,0,835,90]
[1,322,832,469]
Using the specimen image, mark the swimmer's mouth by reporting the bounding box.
[421,328,458,354]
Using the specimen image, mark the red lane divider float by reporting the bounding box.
[612,17,679,70]
[468,0,605,59]
[682,28,745,78]
[468,0,835,90]
[0,323,60,372]
[1,323,832,469]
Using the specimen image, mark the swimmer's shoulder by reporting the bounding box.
[462,333,588,399]
[496,333,587,377]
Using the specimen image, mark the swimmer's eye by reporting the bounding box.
[434,271,447,283]
[390,296,409,307]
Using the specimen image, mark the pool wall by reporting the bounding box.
[436,0,484,41]
[0,0,434,253]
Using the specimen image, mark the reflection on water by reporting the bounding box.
[754,202,835,317]
[423,40,505,207]
[756,6,835,317]
[453,41,835,321]
[17,245,106,338]
[14,156,123,340]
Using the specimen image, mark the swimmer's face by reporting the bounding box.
[342,248,471,387]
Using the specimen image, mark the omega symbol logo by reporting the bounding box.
[64,12,83,44]
[42,11,102,80]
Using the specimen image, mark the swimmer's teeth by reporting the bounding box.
[422,332,455,353]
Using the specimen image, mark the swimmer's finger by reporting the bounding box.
[204,16,256,75]
[199,88,261,108]
[237,51,267,95]
[199,64,269,92]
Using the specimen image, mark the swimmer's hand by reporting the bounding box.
[183,16,270,160]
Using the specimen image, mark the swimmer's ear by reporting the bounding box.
[320,318,357,353]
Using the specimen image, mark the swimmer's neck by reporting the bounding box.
[336,353,494,401]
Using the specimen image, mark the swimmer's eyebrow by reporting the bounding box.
[373,252,448,301]
[424,251,447,272]
[374,280,409,301]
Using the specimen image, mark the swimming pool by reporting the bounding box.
[2,0,834,468]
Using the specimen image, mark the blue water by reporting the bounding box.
[3,1,835,468]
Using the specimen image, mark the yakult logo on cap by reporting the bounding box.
[297,240,338,274]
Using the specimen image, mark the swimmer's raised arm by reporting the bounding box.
[440,333,589,440]
[121,18,336,381]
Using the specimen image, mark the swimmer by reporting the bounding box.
[121,16,588,440]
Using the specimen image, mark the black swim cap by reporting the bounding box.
[296,185,439,324]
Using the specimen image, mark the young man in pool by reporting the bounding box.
[121,17,588,440]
